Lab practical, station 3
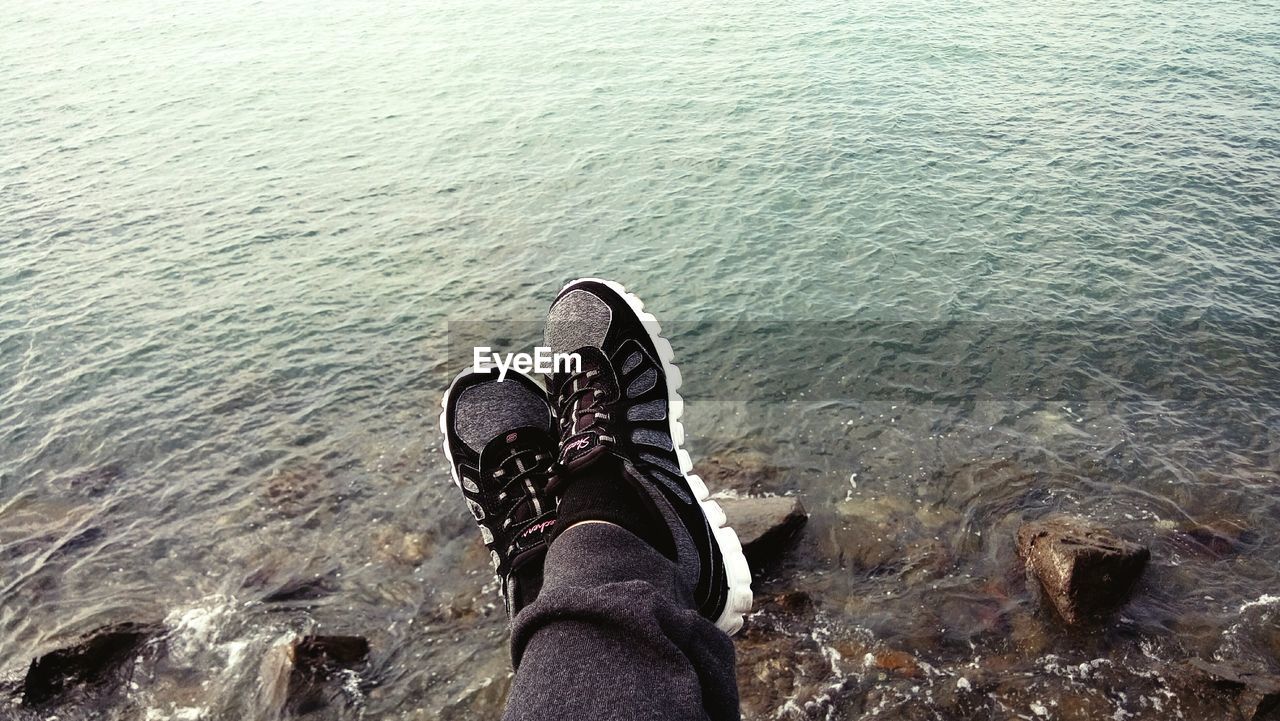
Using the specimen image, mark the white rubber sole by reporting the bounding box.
[561,277,754,635]
[438,368,474,493]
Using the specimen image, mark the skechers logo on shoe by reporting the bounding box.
[473,346,581,382]
[521,518,556,538]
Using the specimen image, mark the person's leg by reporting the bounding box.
[440,279,752,720]
[438,368,561,615]
[494,277,753,720]
[541,278,754,634]
[504,521,739,721]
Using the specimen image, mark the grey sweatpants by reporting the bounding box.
[504,522,740,721]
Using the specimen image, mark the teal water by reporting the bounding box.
[3,0,1280,718]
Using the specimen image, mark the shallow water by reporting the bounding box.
[2,0,1279,718]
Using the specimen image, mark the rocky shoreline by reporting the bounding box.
[3,453,1277,721]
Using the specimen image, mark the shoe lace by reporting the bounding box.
[489,446,556,534]
[555,368,616,446]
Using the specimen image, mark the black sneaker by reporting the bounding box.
[440,368,558,616]
[544,278,752,634]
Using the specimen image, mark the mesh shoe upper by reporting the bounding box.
[441,368,558,615]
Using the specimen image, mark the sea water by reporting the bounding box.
[3,0,1279,718]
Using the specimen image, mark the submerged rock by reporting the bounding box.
[1187,659,1280,721]
[263,462,328,519]
[287,635,371,714]
[696,451,789,496]
[293,635,369,668]
[22,621,163,707]
[257,573,340,604]
[371,524,434,567]
[1016,516,1149,625]
[717,496,807,566]
[866,649,925,680]
[827,496,953,581]
[1164,518,1253,559]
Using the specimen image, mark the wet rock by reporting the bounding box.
[1016,516,1150,625]
[759,590,814,614]
[696,451,788,495]
[294,636,369,667]
[263,463,327,518]
[988,674,1119,721]
[1174,526,1239,556]
[1187,659,1280,721]
[733,585,867,719]
[830,496,911,572]
[1051,690,1118,721]
[1164,518,1253,559]
[736,623,853,719]
[257,573,340,604]
[1006,609,1050,655]
[371,524,433,567]
[287,635,371,714]
[22,621,163,707]
[866,649,925,680]
[717,496,807,566]
[828,497,952,581]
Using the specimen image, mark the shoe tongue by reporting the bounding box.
[559,431,613,473]
[478,426,555,478]
[558,346,618,399]
[555,346,621,472]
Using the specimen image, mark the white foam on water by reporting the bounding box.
[337,668,368,712]
[164,596,237,663]
[144,706,209,721]
[141,596,303,720]
[1237,593,1280,613]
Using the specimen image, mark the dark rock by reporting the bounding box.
[759,590,814,614]
[287,635,371,714]
[293,635,369,674]
[735,622,856,719]
[53,526,105,558]
[1187,659,1280,721]
[717,496,807,566]
[732,581,866,719]
[1016,516,1149,625]
[1176,526,1238,556]
[257,573,339,604]
[22,621,163,707]
[1166,519,1252,558]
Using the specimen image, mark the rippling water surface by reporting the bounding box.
[3,0,1279,718]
